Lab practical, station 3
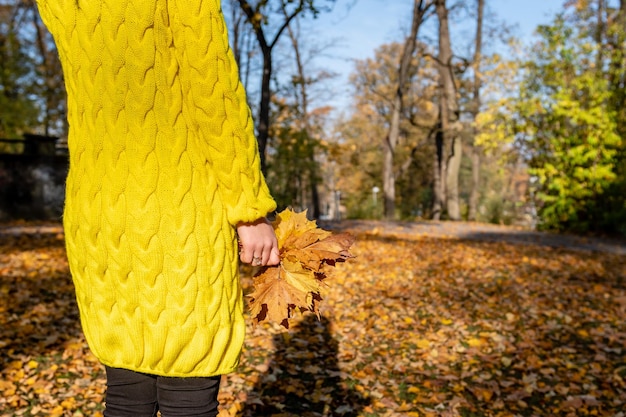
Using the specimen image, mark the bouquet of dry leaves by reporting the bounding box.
[248,209,355,328]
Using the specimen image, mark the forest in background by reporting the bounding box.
[1,0,625,236]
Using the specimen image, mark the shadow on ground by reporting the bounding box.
[0,228,82,373]
[242,315,370,417]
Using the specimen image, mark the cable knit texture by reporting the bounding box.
[36,0,276,377]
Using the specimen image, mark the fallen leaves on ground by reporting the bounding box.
[0,227,105,416]
[1,222,625,416]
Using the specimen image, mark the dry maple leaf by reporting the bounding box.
[247,209,354,328]
[247,267,309,328]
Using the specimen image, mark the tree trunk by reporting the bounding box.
[237,0,309,174]
[257,48,272,173]
[432,122,445,220]
[383,121,398,219]
[469,143,480,220]
[435,0,461,220]
[445,135,462,219]
[285,17,321,218]
[468,0,484,221]
[32,18,51,136]
[383,0,430,220]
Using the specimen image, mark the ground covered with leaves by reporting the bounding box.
[1,221,625,416]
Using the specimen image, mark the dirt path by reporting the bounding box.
[0,223,63,238]
[322,219,626,255]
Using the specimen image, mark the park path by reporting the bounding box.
[322,219,626,255]
[2,219,626,255]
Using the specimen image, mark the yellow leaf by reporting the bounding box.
[65,342,84,350]
[281,258,320,295]
[61,397,76,408]
[0,380,16,395]
[577,329,590,338]
[397,402,412,411]
[468,338,483,347]
[50,406,65,417]
[480,389,494,401]
[273,209,319,248]
[416,339,430,349]
[452,383,465,393]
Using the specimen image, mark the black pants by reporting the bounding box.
[104,366,221,417]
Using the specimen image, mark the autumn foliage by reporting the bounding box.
[1,220,626,416]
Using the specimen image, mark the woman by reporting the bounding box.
[36,0,279,415]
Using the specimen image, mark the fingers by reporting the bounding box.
[255,247,280,266]
[237,218,280,267]
[252,255,263,267]
[237,242,253,264]
[268,247,280,266]
[238,244,258,265]
[239,241,278,266]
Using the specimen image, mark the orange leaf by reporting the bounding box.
[285,232,355,269]
[247,267,309,326]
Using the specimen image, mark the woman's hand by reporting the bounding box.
[236,218,280,266]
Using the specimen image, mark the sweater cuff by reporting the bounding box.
[225,183,277,226]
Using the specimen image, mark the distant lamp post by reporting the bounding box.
[372,186,380,207]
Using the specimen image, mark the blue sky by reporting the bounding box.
[305,0,562,112]
[314,0,561,62]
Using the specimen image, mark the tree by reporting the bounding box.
[224,0,258,91]
[237,0,334,173]
[433,0,462,220]
[601,0,626,233]
[331,103,387,219]
[267,97,322,213]
[337,42,438,219]
[467,0,484,221]
[21,0,65,136]
[0,2,39,138]
[0,0,65,139]
[515,9,623,233]
[382,0,432,220]
[471,51,529,225]
[276,9,337,218]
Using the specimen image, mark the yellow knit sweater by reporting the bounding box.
[36,0,276,377]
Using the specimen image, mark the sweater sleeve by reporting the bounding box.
[35,0,57,32]
[169,0,276,226]
[35,1,67,58]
